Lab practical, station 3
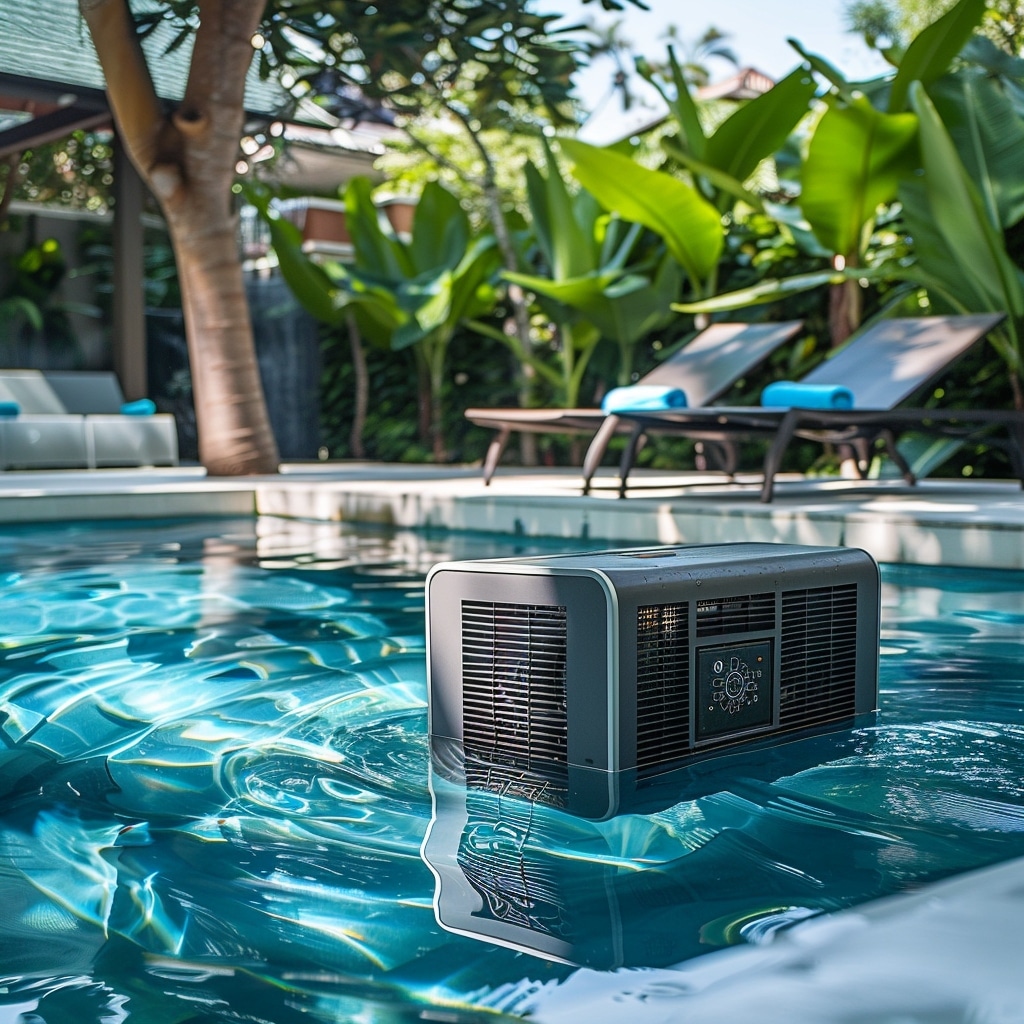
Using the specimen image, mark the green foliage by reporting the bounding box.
[887,0,987,110]
[905,81,1024,372]
[286,5,580,130]
[244,0,1024,474]
[373,129,543,224]
[0,131,115,215]
[501,142,682,400]
[251,176,501,459]
[800,95,918,260]
[700,68,817,190]
[558,137,723,295]
[927,70,1024,229]
[649,60,816,214]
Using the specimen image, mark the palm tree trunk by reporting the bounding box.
[170,215,278,474]
[80,0,279,475]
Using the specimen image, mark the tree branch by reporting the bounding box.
[78,0,165,176]
[184,1,263,142]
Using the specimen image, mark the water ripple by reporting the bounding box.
[1,523,1024,1018]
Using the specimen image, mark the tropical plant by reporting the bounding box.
[546,58,817,326]
[644,54,817,214]
[75,0,643,474]
[278,2,640,366]
[470,141,680,410]
[799,94,918,342]
[251,177,501,462]
[675,0,1003,347]
[557,137,723,301]
[903,81,1024,404]
[846,0,1024,59]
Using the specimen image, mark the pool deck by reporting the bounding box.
[0,461,1022,569]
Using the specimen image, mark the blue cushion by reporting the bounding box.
[761,382,855,410]
[120,398,157,416]
[601,385,688,414]
[0,401,20,419]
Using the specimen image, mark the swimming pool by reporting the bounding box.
[1,517,1024,1021]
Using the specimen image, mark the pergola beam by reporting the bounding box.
[0,104,111,158]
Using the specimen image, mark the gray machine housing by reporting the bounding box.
[426,543,879,819]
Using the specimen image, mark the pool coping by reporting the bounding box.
[0,463,1022,569]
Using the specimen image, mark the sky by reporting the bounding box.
[545,0,891,120]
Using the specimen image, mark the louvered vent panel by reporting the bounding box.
[635,601,690,773]
[696,592,775,637]
[462,600,568,769]
[780,584,859,727]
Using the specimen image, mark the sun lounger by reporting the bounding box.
[0,369,178,470]
[596,314,1021,501]
[465,321,804,487]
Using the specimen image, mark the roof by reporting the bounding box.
[0,0,292,121]
[696,67,776,102]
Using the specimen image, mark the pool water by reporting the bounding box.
[2,518,1024,1022]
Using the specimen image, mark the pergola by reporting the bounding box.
[0,2,383,399]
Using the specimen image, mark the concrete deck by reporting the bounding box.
[0,462,1022,569]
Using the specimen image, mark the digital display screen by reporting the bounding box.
[696,640,772,740]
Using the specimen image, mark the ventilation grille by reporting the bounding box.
[462,601,568,771]
[696,592,775,637]
[780,584,859,727]
[635,602,690,773]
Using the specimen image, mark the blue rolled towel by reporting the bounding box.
[760,381,854,410]
[120,398,157,416]
[601,385,688,414]
[0,401,20,419]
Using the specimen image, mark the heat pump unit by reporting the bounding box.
[426,543,879,819]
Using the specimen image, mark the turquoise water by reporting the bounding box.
[1,518,1024,1022]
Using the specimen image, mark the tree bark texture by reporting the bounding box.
[80,0,280,474]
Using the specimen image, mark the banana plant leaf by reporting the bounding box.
[504,268,625,310]
[410,180,470,275]
[898,179,1003,321]
[638,46,707,162]
[558,137,723,292]
[392,272,452,351]
[525,140,596,281]
[800,94,918,259]
[909,81,1024,325]
[888,0,987,112]
[446,234,502,325]
[672,265,893,315]
[344,177,412,281]
[643,58,814,215]
[959,36,1024,118]
[507,258,680,349]
[927,71,1024,231]
[661,142,767,212]
[703,67,817,187]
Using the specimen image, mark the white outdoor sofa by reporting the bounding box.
[0,369,178,469]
